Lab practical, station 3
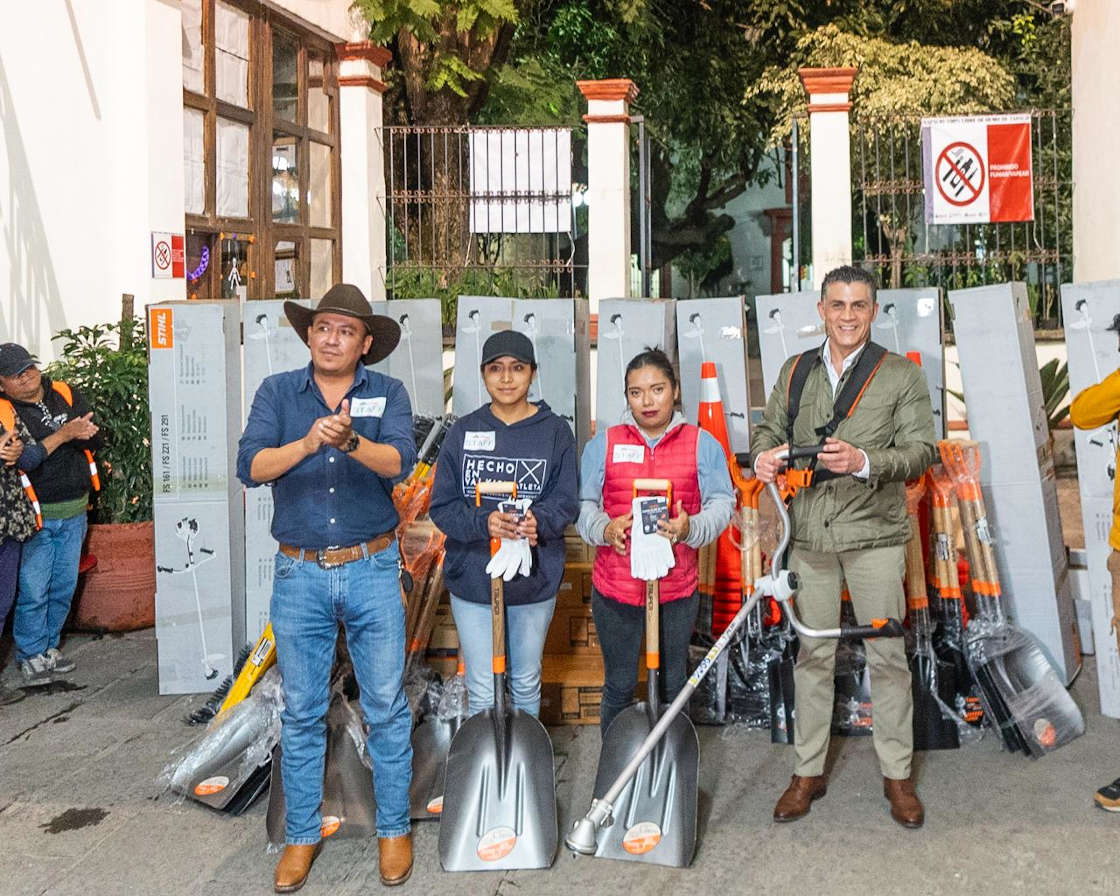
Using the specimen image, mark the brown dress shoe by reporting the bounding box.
[274,842,322,893]
[773,774,828,822]
[884,777,924,829]
[379,833,413,886]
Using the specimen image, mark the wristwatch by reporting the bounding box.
[340,432,360,454]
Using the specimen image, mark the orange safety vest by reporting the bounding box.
[0,378,100,530]
[0,401,43,530]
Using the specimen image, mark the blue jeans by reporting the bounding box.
[450,594,556,717]
[270,542,412,844]
[14,513,87,662]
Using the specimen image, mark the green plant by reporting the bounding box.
[46,318,152,524]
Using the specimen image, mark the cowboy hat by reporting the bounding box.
[284,284,400,365]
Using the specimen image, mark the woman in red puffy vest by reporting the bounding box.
[578,348,734,733]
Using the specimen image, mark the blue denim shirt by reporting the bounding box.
[237,363,416,550]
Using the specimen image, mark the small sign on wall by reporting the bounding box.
[152,232,186,279]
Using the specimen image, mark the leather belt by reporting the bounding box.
[278,532,396,569]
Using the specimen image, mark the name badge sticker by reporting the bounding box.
[350,396,386,417]
[612,444,645,464]
[464,431,496,451]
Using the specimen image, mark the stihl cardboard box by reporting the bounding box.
[148,300,243,694]
[595,298,677,433]
[242,300,310,643]
[676,297,752,453]
[370,298,445,419]
[1061,280,1120,715]
[950,282,1079,684]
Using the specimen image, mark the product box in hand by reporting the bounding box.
[950,282,1079,684]
[596,297,677,432]
[370,298,445,418]
[148,300,244,694]
[1061,280,1120,715]
[676,296,751,453]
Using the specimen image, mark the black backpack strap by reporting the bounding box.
[815,342,889,442]
[785,347,822,448]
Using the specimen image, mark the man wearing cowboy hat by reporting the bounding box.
[237,284,417,892]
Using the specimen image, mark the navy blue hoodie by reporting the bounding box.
[429,401,578,606]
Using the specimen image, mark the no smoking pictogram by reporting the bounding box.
[154,240,172,271]
[936,141,985,207]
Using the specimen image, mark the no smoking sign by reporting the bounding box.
[151,232,186,280]
[936,142,985,207]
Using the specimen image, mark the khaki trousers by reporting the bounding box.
[789,544,913,780]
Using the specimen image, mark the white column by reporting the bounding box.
[577,79,637,313]
[799,67,857,288]
[1072,0,1120,282]
[337,42,390,300]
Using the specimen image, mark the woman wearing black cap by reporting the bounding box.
[429,330,579,717]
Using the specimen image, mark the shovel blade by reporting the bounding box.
[910,652,960,751]
[590,702,699,868]
[438,709,557,871]
[409,717,457,820]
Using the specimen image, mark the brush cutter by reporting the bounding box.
[438,480,557,871]
[939,439,1084,756]
[585,479,700,867]
[904,478,960,750]
[567,462,903,860]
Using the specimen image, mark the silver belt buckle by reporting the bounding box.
[316,546,342,569]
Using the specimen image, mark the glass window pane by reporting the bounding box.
[272,32,299,122]
[310,239,333,300]
[272,134,300,224]
[309,142,332,228]
[182,0,204,93]
[215,1,250,107]
[308,55,330,133]
[183,108,205,215]
[186,232,214,299]
[275,240,300,299]
[217,117,250,218]
[220,235,251,300]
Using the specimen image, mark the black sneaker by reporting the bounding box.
[1094,777,1120,812]
[45,647,75,674]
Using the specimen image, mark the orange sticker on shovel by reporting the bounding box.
[477,826,517,861]
[320,816,342,837]
[622,821,661,855]
[1033,717,1057,749]
[194,776,229,796]
[426,795,444,815]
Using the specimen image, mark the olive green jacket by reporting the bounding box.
[751,343,937,552]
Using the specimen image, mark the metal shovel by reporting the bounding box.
[409,659,465,820]
[939,439,1084,756]
[438,481,557,870]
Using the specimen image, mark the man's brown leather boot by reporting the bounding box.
[773,774,828,822]
[883,776,924,828]
[379,833,413,886]
[274,842,322,893]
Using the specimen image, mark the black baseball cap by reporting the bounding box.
[480,330,536,368]
[0,343,38,378]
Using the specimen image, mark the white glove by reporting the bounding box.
[485,538,523,582]
[484,497,535,581]
[629,496,676,581]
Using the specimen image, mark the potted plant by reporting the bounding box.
[46,315,155,631]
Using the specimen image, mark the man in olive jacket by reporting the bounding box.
[753,266,936,829]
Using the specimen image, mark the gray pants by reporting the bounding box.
[790,544,913,780]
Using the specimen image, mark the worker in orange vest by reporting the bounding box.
[0,343,100,689]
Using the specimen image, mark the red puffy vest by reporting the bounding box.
[593,422,702,606]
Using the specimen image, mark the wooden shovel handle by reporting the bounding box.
[645,580,660,670]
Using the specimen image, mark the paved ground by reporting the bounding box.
[1,626,1118,896]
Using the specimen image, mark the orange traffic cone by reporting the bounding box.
[696,361,743,636]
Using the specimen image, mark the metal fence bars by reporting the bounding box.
[380,125,580,309]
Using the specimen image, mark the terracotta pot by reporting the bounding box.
[72,521,155,632]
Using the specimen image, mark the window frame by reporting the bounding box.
[183,0,342,300]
